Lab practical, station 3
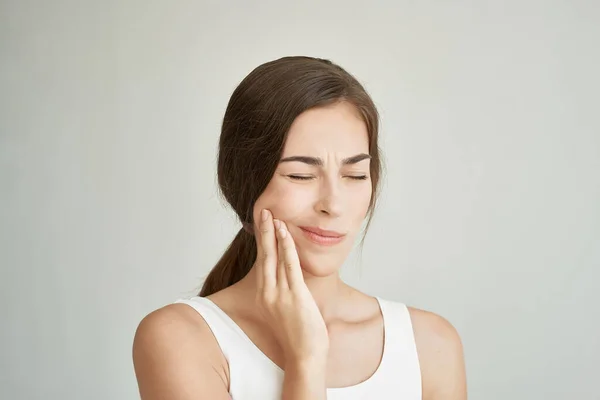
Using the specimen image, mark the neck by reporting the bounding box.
[302,271,351,321]
[237,264,351,322]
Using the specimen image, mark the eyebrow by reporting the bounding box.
[279,153,371,166]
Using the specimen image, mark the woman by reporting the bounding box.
[133,56,467,399]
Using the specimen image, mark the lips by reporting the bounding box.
[299,226,345,238]
[298,226,346,246]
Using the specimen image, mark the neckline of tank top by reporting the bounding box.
[194,295,389,392]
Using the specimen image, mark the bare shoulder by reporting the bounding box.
[407,307,463,350]
[407,307,467,400]
[132,303,230,400]
[133,304,217,361]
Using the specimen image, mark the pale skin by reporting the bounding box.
[133,101,467,399]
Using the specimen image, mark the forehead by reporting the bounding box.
[282,102,369,156]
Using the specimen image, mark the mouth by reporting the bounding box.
[298,226,346,246]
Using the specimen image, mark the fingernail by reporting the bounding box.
[261,209,268,221]
[279,228,287,238]
[273,219,281,229]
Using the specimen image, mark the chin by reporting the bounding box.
[297,252,343,278]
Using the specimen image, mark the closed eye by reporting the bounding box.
[288,175,313,181]
[288,175,368,181]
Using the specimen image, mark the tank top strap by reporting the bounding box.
[375,297,422,397]
[174,296,250,362]
[377,297,418,352]
[174,296,285,398]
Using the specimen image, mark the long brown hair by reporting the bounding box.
[199,56,383,297]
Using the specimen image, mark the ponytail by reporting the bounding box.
[198,228,257,296]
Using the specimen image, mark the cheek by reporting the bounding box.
[253,183,309,222]
[352,185,372,218]
[270,190,310,221]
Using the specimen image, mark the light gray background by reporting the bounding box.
[1,1,599,399]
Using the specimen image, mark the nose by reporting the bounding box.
[314,176,343,218]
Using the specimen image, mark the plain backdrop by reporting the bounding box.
[1,1,599,399]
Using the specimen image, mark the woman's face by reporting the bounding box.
[252,101,373,277]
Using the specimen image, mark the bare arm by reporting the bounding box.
[411,308,467,400]
[132,304,231,400]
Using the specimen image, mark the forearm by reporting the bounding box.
[282,360,327,400]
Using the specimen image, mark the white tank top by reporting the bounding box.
[174,296,422,399]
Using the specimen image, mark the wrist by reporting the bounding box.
[283,359,327,400]
[285,356,327,372]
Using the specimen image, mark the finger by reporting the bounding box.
[278,221,304,291]
[259,209,277,291]
[275,220,289,290]
[254,216,264,292]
